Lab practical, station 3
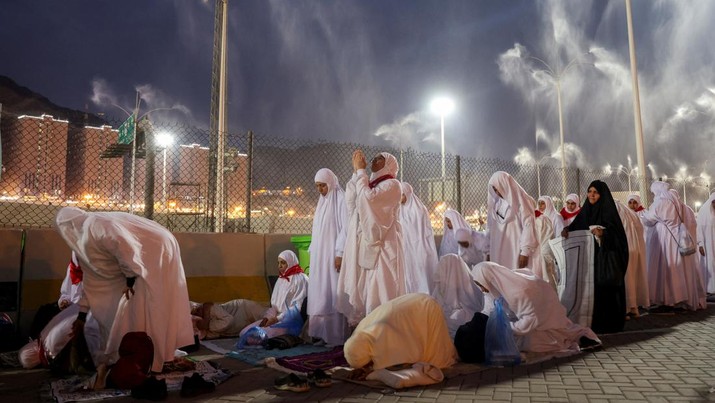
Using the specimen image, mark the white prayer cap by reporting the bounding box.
[565,193,580,205]
[455,228,471,243]
[278,250,300,268]
[627,194,641,205]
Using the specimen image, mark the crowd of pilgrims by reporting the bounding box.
[18,150,714,391]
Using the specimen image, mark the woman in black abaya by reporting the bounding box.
[561,180,629,334]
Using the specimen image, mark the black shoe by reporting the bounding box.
[579,336,601,351]
[131,376,168,401]
[180,373,215,397]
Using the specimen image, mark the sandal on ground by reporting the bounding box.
[274,373,310,392]
[307,369,332,387]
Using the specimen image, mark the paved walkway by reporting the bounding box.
[2,303,714,402]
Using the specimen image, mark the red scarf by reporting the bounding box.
[369,174,395,189]
[634,205,645,212]
[279,265,304,282]
[69,259,83,285]
[560,207,580,220]
[534,210,542,218]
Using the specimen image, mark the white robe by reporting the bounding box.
[535,214,557,289]
[58,251,83,306]
[354,155,405,315]
[487,171,543,276]
[642,183,692,308]
[431,254,484,338]
[696,193,715,293]
[471,262,598,354]
[456,230,488,268]
[399,182,439,294]
[615,201,650,311]
[54,207,194,372]
[439,209,471,257]
[344,293,457,370]
[538,196,565,237]
[308,168,350,345]
[336,174,367,326]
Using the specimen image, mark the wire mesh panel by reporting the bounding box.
[0,110,681,232]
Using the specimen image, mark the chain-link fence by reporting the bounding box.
[3,110,707,234]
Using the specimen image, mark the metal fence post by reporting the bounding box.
[456,155,462,214]
[246,130,253,233]
[144,130,156,219]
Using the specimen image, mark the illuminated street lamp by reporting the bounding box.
[156,132,174,212]
[430,97,455,200]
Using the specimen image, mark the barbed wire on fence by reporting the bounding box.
[3,110,692,234]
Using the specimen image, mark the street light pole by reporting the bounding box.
[528,53,592,202]
[430,97,455,202]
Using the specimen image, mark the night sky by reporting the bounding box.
[1,0,714,178]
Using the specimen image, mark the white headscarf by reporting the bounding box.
[310,168,345,258]
[431,254,484,338]
[488,171,537,228]
[565,193,580,209]
[697,192,715,225]
[538,195,564,234]
[399,182,432,240]
[370,152,399,181]
[651,181,677,204]
[440,209,471,257]
[627,194,642,207]
[278,250,299,269]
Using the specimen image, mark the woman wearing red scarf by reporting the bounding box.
[239,250,308,338]
[560,193,581,226]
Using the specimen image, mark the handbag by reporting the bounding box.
[663,200,697,256]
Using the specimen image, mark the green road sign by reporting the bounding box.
[117,114,135,144]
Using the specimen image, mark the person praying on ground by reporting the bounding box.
[487,171,542,276]
[240,250,309,339]
[561,180,628,334]
[308,168,350,346]
[455,228,488,268]
[696,192,715,295]
[399,182,439,294]
[471,262,600,354]
[351,150,405,314]
[54,207,194,373]
[614,200,650,319]
[627,194,646,218]
[343,293,457,384]
[538,195,565,236]
[190,299,267,340]
[29,251,85,339]
[560,193,581,226]
[439,209,471,257]
[431,254,484,338]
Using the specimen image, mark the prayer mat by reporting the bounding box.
[549,230,595,328]
[226,344,334,366]
[264,346,347,375]
[50,360,231,403]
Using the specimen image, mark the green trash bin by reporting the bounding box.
[290,234,312,275]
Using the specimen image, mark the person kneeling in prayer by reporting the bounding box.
[191,299,268,340]
[343,293,457,388]
[471,262,600,354]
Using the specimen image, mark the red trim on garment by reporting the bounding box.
[279,265,304,282]
[560,207,580,220]
[535,210,542,218]
[69,260,83,285]
[369,174,395,189]
[634,206,645,212]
